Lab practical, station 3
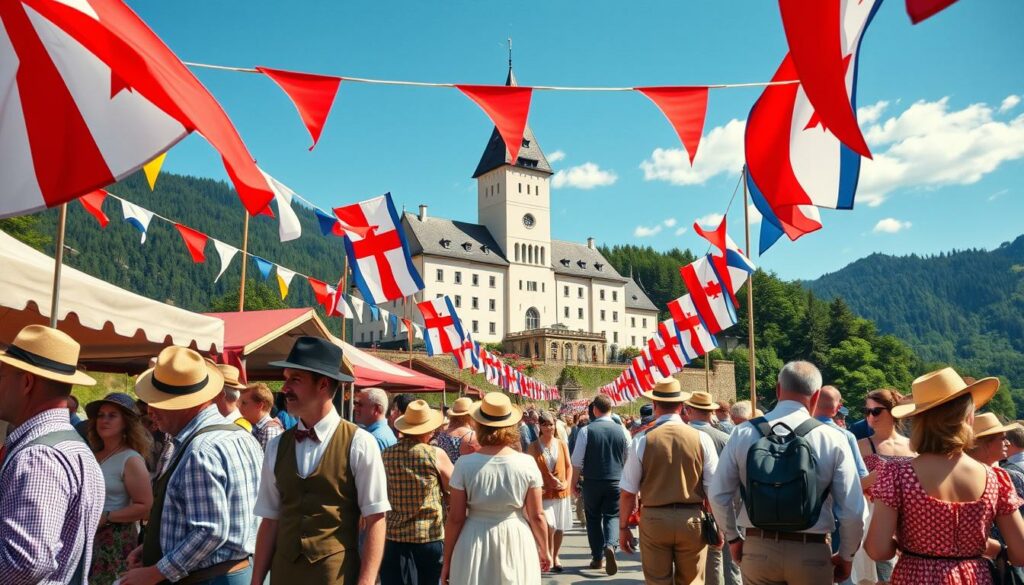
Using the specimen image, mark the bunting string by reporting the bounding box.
[183,61,802,91]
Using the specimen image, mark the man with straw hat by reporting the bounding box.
[381,400,454,585]
[122,345,263,585]
[0,324,104,584]
[215,363,252,432]
[619,379,721,585]
[685,390,741,585]
[252,336,390,585]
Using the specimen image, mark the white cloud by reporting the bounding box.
[857,101,890,125]
[857,97,1024,206]
[747,204,762,224]
[552,162,618,189]
[548,150,566,163]
[674,226,688,236]
[663,218,677,228]
[873,218,912,234]
[696,213,725,228]
[640,119,745,185]
[1000,95,1021,114]
[634,224,663,237]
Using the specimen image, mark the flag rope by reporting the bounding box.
[183,61,800,92]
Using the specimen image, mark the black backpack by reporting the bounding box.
[739,416,830,532]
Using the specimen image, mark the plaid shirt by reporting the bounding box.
[0,409,104,585]
[155,405,263,582]
[251,414,283,451]
[382,438,445,543]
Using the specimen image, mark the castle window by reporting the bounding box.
[489,299,496,311]
[560,259,571,267]
[613,291,618,301]
[540,247,545,265]
[643,318,648,328]
[440,239,451,249]
[472,320,479,333]
[600,310,606,321]
[595,262,604,271]
[518,183,522,193]
[527,184,531,195]
[525,307,540,329]
[472,297,479,310]
[614,332,619,343]
[564,307,569,318]
[454,295,461,308]
[600,290,606,301]
[522,139,530,148]
[577,260,587,269]
[563,285,569,297]
[578,308,584,319]
[436,269,443,282]
[472,274,479,286]
[578,287,583,299]
[515,243,520,262]
[489,322,496,335]
[454,271,462,284]
[613,311,618,323]
[489,276,496,288]
[462,242,473,251]
[481,245,489,254]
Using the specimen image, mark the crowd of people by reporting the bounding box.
[2,323,1024,584]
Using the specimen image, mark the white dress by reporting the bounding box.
[539,439,574,532]
[449,451,543,585]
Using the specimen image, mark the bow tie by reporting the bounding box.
[294,428,320,443]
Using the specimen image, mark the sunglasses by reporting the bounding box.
[865,407,889,418]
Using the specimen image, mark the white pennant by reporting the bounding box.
[380,309,391,335]
[349,296,365,324]
[212,240,238,282]
[120,199,154,244]
[258,167,303,243]
[276,266,297,299]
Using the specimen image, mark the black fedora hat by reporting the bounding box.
[268,336,354,382]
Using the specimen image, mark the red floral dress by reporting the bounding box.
[874,459,1023,585]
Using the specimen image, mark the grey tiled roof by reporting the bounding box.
[402,212,509,267]
[472,125,552,178]
[625,279,659,312]
[550,240,628,283]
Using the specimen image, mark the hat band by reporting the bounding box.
[653,389,682,399]
[6,344,77,375]
[479,408,512,422]
[152,374,210,396]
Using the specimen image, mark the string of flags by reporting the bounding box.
[415,296,560,401]
[599,218,755,405]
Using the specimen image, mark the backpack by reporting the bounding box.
[739,416,830,532]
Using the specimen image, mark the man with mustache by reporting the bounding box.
[252,337,390,585]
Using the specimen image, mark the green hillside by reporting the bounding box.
[808,237,1024,405]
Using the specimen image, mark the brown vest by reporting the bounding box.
[639,422,705,507]
[273,420,359,568]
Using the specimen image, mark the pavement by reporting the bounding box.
[543,523,645,585]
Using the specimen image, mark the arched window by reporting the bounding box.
[540,247,545,265]
[592,346,599,363]
[525,307,540,330]
[534,342,539,357]
[550,342,558,360]
[514,243,520,262]
[564,343,573,362]
[528,245,534,264]
[577,345,586,363]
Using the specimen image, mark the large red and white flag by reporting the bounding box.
[336,193,424,305]
[667,294,719,360]
[646,319,688,379]
[417,296,465,357]
[679,256,737,335]
[1,0,275,219]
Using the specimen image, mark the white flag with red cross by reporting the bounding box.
[667,294,719,360]
[417,296,465,357]
[646,319,689,378]
[679,255,737,335]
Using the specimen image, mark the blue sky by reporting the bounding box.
[131,0,1024,281]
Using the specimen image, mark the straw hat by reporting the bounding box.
[449,397,475,417]
[85,392,140,419]
[973,412,1022,439]
[135,346,225,410]
[216,364,247,390]
[891,367,999,419]
[395,400,444,435]
[0,325,95,386]
[641,378,691,403]
[470,392,523,428]
[684,391,719,411]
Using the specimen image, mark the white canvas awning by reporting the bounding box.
[0,230,224,373]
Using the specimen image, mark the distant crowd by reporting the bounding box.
[1,323,1024,585]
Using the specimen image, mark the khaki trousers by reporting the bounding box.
[639,506,708,585]
[740,534,833,585]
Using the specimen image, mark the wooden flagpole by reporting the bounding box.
[238,212,250,312]
[48,204,68,328]
[704,356,711,393]
[340,257,348,343]
[743,166,757,412]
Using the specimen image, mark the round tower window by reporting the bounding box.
[523,213,535,228]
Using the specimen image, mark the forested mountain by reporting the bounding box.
[808,238,1024,396]
[1,171,347,322]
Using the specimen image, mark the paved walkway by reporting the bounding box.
[544,524,644,584]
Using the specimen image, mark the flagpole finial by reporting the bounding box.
[507,36,512,71]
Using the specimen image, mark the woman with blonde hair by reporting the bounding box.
[442,393,550,584]
[85,392,153,585]
[435,397,479,463]
[866,369,1024,584]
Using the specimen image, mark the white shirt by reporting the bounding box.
[708,400,864,560]
[225,409,243,424]
[253,408,391,519]
[570,414,613,468]
[620,414,719,497]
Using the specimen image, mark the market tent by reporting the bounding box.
[0,230,223,373]
[209,308,444,390]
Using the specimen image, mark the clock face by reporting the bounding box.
[523,213,536,228]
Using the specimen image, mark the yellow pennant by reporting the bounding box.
[276,267,296,300]
[143,153,167,191]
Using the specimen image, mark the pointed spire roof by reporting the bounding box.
[472,65,552,178]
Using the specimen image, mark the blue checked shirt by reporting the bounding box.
[155,405,263,581]
[0,409,104,585]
